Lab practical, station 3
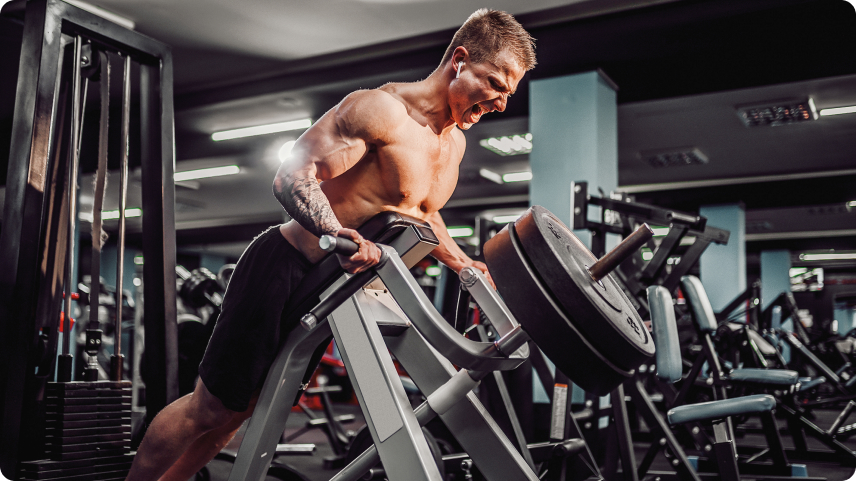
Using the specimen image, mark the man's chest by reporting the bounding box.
[373,135,461,209]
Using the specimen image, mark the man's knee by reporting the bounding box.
[188,380,239,431]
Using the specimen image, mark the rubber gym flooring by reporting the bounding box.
[196,403,856,481]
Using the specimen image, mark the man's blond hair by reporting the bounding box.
[441,9,536,71]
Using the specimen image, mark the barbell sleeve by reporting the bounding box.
[589,223,655,282]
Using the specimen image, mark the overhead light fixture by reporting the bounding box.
[134,255,144,265]
[447,226,474,238]
[425,266,442,277]
[279,140,297,162]
[820,105,856,116]
[640,147,708,168]
[479,168,503,184]
[848,201,856,208]
[479,133,532,156]
[212,118,312,141]
[79,207,142,222]
[175,165,240,182]
[736,98,817,127]
[642,250,654,261]
[799,252,856,261]
[502,171,532,183]
[492,214,522,224]
[63,0,136,30]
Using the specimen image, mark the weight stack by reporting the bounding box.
[17,381,134,481]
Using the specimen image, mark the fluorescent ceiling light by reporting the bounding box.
[278,140,297,162]
[79,207,141,222]
[820,105,856,116]
[651,227,670,236]
[479,133,532,156]
[642,251,654,261]
[63,0,135,30]
[502,171,532,183]
[849,201,856,207]
[102,207,142,220]
[492,214,522,224]
[175,165,240,182]
[425,266,442,277]
[447,226,474,238]
[134,255,144,265]
[212,118,312,141]
[479,168,503,184]
[799,252,856,261]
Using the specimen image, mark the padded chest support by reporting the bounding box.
[281,212,438,330]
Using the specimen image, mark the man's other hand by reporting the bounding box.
[468,260,496,290]
[335,228,382,274]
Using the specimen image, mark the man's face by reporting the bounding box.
[450,49,526,130]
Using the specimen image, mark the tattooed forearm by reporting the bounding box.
[274,174,342,238]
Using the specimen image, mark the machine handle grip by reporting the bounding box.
[319,235,360,256]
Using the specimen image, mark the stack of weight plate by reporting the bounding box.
[18,381,134,481]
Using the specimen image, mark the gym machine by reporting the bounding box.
[0,0,176,479]
[224,206,656,481]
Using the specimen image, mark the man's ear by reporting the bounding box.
[451,46,469,66]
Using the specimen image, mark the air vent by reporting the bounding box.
[639,147,708,168]
[737,98,817,127]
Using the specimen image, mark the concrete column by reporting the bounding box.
[699,204,746,312]
[760,250,791,309]
[530,71,617,247]
[530,71,617,402]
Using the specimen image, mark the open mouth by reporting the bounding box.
[469,103,485,123]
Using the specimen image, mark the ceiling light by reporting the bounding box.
[492,214,522,224]
[279,140,297,162]
[640,148,708,168]
[447,226,474,238]
[642,251,654,261]
[479,168,503,184]
[799,252,856,261]
[479,133,532,156]
[102,208,142,220]
[820,105,856,116]
[175,165,240,182]
[425,266,442,277]
[63,0,136,30]
[134,255,144,265]
[736,98,817,127]
[212,118,312,141]
[502,171,532,183]
[848,201,856,208]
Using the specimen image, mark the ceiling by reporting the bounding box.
[1,0,855,262]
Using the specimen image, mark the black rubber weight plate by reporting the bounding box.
[513,206,654,371]
[484,220,634,396]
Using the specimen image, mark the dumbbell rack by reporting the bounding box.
[17,381,133,481]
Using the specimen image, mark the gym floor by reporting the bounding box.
[195,402,856,481]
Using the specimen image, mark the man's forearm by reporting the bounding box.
[274,174,342,238]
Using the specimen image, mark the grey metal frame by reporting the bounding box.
[0,0,175,475]
[229,227,539,481]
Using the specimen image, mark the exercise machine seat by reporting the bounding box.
[667,394,776,426]
[647,286,682,383]
[680,276,718,333]
[725,368,799,386]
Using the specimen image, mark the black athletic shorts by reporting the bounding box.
[198,226,312,412]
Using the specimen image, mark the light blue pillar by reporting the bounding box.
[760,250,791,309]
[699,204,746,312]
[530,71,617,248]
[531,71,617,402]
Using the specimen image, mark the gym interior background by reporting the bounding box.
[1,0,856,480]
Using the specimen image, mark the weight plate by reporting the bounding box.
[484,221,633,395]
[512,206,654,371]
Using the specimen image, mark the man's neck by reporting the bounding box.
[400,72,456,135]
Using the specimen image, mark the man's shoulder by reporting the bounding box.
[343,88,408,117]
[338,88,410,140]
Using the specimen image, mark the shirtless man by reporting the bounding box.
[126,9,535,481]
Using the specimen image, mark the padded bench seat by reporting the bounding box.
[798,376,826,391]
[724,368,799,386]
[667,394,776,425]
